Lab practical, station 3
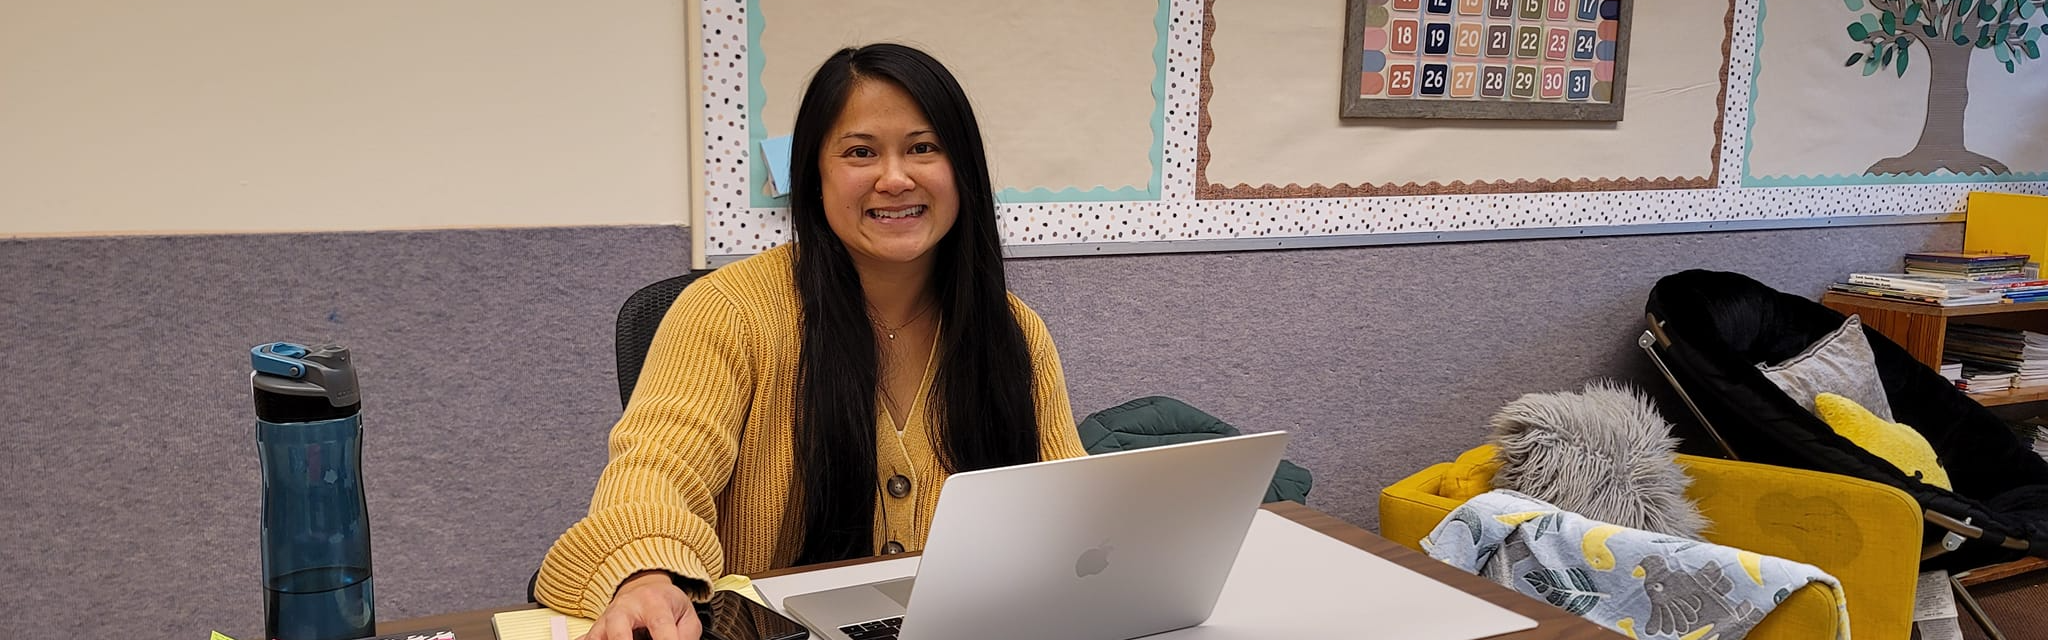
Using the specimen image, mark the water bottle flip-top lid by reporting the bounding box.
[251,342,360,408]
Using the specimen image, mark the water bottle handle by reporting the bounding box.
[253,343,313,378]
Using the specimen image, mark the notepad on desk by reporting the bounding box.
[492,575,765,640]
[491,609,590,640]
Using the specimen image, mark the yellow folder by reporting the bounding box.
[1966,192,2048,273]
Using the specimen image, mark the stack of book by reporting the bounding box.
[1940,360,1965,386]
[2019,417,2048,463]
[1832,272,2048,307]
[2008,283,2048,304]
[1958,368,2018,393]
[1904,251,2031,279]
[1945,324,2048,394]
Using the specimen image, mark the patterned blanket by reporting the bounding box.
[1423,490,1849,640]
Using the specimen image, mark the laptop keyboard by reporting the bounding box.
[838,616,903,640]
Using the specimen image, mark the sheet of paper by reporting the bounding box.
[1914,570,1957,621]
[363,632,455,640]
[759,135,793,198]
[1916,616,1964,640]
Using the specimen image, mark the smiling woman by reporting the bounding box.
[783,43,1050,566]
[534,44,1090,640]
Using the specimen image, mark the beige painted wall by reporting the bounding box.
[1205,0,1727,188]
[0,0,689,236]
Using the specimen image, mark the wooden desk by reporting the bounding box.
[377,502,1613,639]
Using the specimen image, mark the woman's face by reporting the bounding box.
[817,78,960,272]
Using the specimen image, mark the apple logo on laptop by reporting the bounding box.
[1075,543,1113,578]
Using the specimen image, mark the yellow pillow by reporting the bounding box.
[1440,444,1502,501]
[1814,392,1952,490]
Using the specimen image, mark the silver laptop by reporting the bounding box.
[782,431,1290,640]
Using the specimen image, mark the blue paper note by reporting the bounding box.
[760,135,793,198]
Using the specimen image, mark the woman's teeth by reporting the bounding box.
[869,205,925,219]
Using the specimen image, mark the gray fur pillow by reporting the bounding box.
[1487,381,1708,539]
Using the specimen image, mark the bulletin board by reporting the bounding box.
[696,0,2048,260]
[1743,0,2048,186]
[746,0,1165,207]
[1205,0,1715,198]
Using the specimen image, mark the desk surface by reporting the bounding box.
[379,502,1612,639]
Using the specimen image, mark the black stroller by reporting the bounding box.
[1638,270,2048,638]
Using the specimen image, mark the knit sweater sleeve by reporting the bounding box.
[534,280,755,617]
[1014,297,1088,461]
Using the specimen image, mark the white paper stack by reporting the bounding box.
[2025,332,2048,388]
[1960,369,2017,394]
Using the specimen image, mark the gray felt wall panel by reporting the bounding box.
[2,226,687,638]
[1012,225,1959,539]
[0,222,1955,638]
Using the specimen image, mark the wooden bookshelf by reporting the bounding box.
[1820,292,2048,407]
[1818,293,2048,318]
[1964,386,2048,407]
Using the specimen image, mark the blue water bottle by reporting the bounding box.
[253,342,375,640]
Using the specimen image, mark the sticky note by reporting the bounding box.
[759,135,794,198]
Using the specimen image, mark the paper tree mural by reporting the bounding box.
[1841,0,2047,175]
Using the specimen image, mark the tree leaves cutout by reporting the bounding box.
[1842,2,2044,78]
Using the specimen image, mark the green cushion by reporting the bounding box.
[1077,396,1314,505]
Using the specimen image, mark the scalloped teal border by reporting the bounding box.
[1747,171,2048,186]
[1743,0,2048,186]
[745,0,1167,207]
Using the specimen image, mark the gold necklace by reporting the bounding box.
[869,301,935,341]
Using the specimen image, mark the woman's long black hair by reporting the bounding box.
[786,44,1041,565]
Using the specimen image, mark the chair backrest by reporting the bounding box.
[615,271,712,408]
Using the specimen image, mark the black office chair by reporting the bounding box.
[614,270,716,408]
[528,269,714,604]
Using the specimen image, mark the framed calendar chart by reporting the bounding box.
[1341,0,1633,121]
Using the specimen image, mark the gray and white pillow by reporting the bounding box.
[1757,314,1894,422]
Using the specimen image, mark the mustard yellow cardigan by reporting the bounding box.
[534,244,1088,617]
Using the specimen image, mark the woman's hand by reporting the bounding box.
[578,571,704,640]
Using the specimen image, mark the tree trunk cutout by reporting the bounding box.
[1866,28,2011,175]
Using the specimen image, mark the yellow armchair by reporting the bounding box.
[1381,446,1923,640]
